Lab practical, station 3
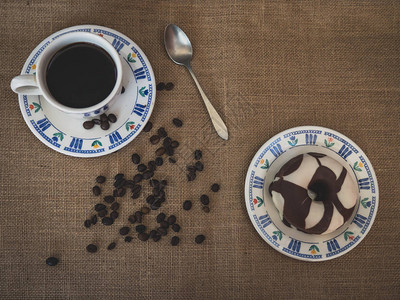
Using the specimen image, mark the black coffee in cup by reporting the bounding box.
[46,42,117,108]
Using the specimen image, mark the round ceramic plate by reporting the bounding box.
[245,126,378,261]
[17,25,155,157]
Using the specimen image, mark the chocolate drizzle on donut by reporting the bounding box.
[269,153,356,234]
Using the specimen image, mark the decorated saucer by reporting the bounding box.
[245,126,378,261]
[17,25,155,157]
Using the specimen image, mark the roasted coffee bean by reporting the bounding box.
[100,113,108,122]
[153,234,162,242]
[119,227,130,235]
[195,161,204,171]
[157,127,167,138]
[171,140,179,148]
[131,192,140,199]
[137,164,147,172]
[131,184,141,194]
[98,209,107,218]
[158,195,166,203]
[167,215,176,225]
[146,195,155,205]
[155,157,163,166]
[149,179,159,188]
[152,187,161,197]
[92,186,101,196]
[114,178,125,189]
[160,180,168,187]
[195,235,206,244]
[143,170,154,179]
[100,120,110,130]
[160,221,169,229]
[116,187,126,197]
[113,189,118,197]
[157,227,168,236]
[149,230,157,238]
[135,211,143,223]
[143,121,153,132]
[108,114,117,123]
[124,236,133,243]
[156,82,165,91]
[168,157,176,164]
[138,233,149,241]
[151,203,161,211]
[165,82,174,90]
[96,175,106,184]
[110,202,120,211]
[200,194,210,205]
[102,217,114,226]
[46,257,59,266]
[156,213,166,223]
[187,165,197,172]
[133,174,143,183]
[104,195,115,204]
[187,172,196,181]
[148,160,156,171]
[194,150,202,160]
[202,206,210,213]
[163,137,172,147]
[83,120,95,129]
[172,118,183,127]
[93,118,101,125]
[124,180,135,189]
[135,224,146,233]
[107,242,116,250]
[86,244,98,253]
[91,215,98,225]
[155,147,166,156]
[141,206,150,214]
[211,183,220,192]
[131,153,140,164]
[183,200,192,210]
[172,224,181,232]
[95,204,106,212]
[114,173,124,180]
[110,210,119,220]
[150,135,160,144]
[128,215,136,224]
[171,236,180,246]
[84,219,91,228]
[165,146,174,156]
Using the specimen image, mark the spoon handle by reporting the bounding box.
[186,66,229,140]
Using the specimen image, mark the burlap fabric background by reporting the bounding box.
[1,0,399,299]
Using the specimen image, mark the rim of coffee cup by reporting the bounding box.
[36,31,123,115]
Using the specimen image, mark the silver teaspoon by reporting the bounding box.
[164,24,228,140]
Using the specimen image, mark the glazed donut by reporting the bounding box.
[269,152,358,235]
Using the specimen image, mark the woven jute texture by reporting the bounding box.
[1,0,399,299]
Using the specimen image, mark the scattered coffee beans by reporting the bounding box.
[156,213,166,223]
[135,211,143,223]
[131,153,141,164]
[167,215,176,225]
[194,150,202,160]
[93,119,101,125]
[169,157,176,164]
[96,175,106,184]
[46,257,59,266]
[195,235,206,244]
[110,210,119,220]
[195,161,204,171]
[93,186,101,196]
[84,219,91,228]
[107,242,116,250]
[83,120,95,129]
[157,127,167,138]
[137,164,147,172]
[153,234,161,242]
[156,82,166,91]
[143,121,153,132]
[110,202,120,211]
[95,204,106,212]
[172,118,183,127]
[91,215,98,225]
[138,233,149,241]
[100,120,110,130]
[149,230,157,238]
[172,224,181,232]
[183,200,192,210]
[187,172,196,182]
[165,82,174,91]
[155,157,163,166]
[150,135,160,144]
[133,174,143,183]
[171,141,179,148]
[124,236,133,243]
[98,209,107,218]
[128,215,136,224]
[155,147,166,156]
[100,114,108,122]
[108,114,117,123]
[102,217,114,226]
[119,227,130,235]
[203,206,210,213]
[135,225,146,233]
[171,236,180,246]
[200,194,210,205]
[141,206,150,214]
[160,221,169,229]
[157,227,168,236]
[211,183,220,192]
[86,244,98,253]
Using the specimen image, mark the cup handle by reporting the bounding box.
[10,74,42,95]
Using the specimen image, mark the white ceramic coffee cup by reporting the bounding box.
[10,32,123,118]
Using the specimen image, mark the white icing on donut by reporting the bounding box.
[321,206,344,235]
[283,154,320,189]
[271,191,284,220]
[304,200,324,229]
[337,172,358,209]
